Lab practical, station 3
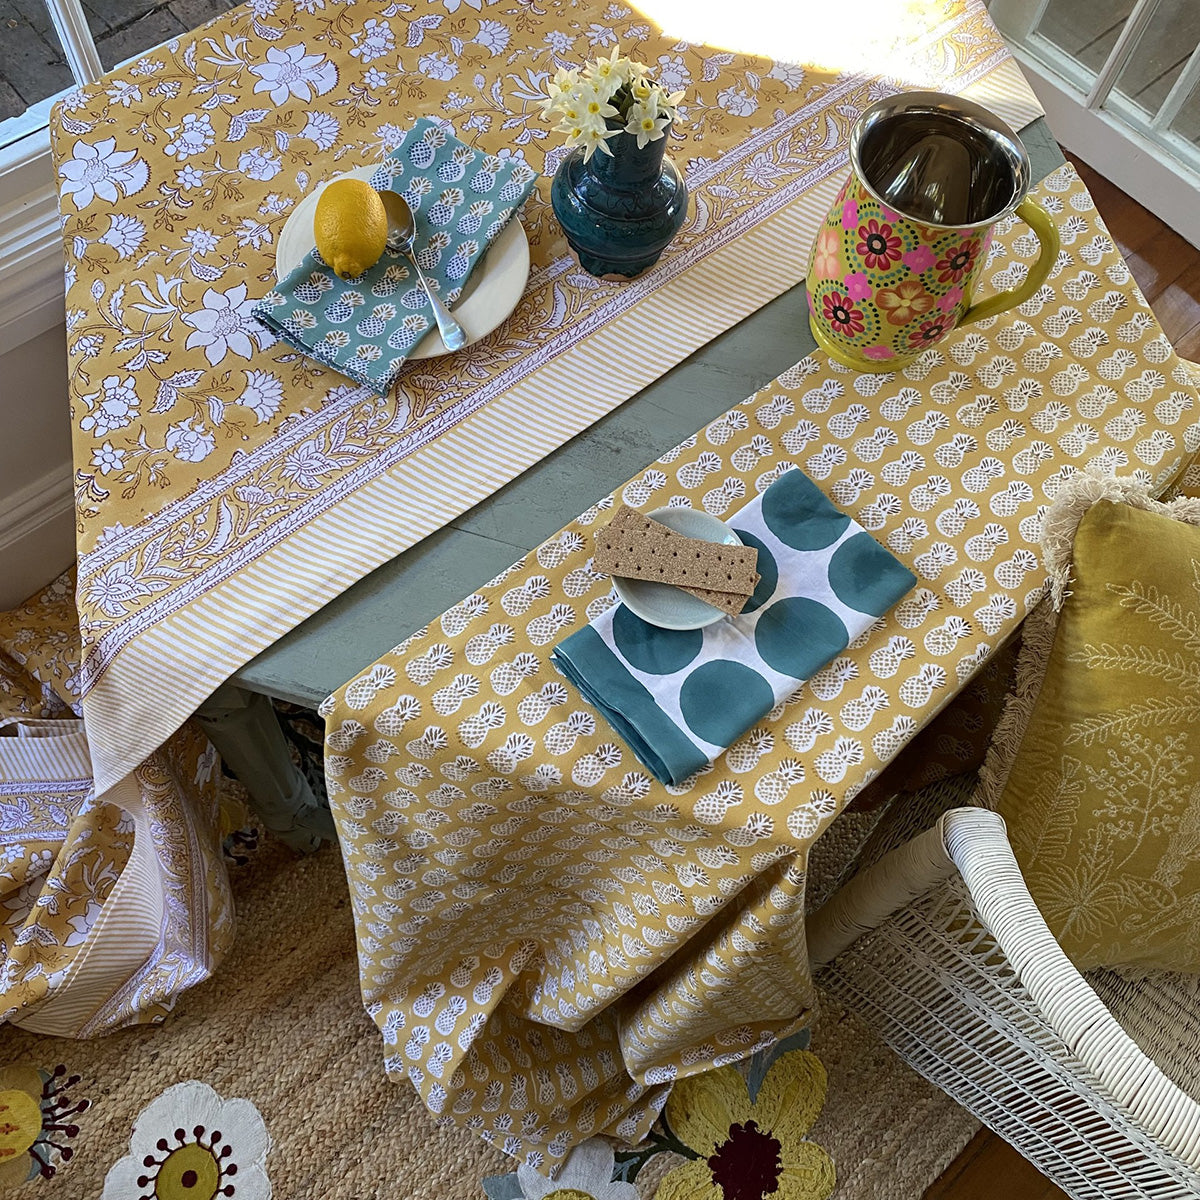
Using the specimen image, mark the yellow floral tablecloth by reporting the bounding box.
[322,165,1200,1165]
[50,0,1040,793]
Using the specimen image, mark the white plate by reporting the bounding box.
[614,508,744,630]
[274,164,530,360]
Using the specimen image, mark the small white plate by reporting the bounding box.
[274,165,530,360]
[614,508,744,630]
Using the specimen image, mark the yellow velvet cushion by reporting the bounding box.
[996,499,1200,973]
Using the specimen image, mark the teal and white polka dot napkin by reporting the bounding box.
[552,468,917,786]
[253,118,537,394]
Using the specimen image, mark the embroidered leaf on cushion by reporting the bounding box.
[994,499,1200,972]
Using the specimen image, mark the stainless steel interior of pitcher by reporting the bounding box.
[849,90,1031,230]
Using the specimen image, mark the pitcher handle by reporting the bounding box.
[960,198,1060,326]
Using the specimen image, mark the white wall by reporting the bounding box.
[0,319,74,609]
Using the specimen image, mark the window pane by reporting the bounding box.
[1168,73,1200,149]
[1032,0,1138,83]
[0,0,86,122]
[1110,0,1200,117]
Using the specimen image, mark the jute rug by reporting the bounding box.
[0,788,978,1198]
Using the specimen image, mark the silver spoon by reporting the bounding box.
[376,188,468,352]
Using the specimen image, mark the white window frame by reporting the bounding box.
[988,0,1200,249]
[0,0,102,356]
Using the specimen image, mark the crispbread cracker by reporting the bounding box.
[594,505,759,596]
[678,583,755,616]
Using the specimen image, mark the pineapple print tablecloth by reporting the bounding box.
[50,0,1040,795]
[322,165,1200,1166]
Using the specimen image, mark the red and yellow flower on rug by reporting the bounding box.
[0,1064,91,1184]
[654,1051,835,1200]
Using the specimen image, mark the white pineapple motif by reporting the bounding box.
[705,410,750,445]
[805,444,847,480]
[851,426,899,462]
[441,594,488,637]
[1016,283,1056,316]
[1030,401,1072,433]
[913,541,958,580]
[1077,383,1118,418]
[755,394,795,428]
[1115,311,1154,343]
[440,754,481,781]
[657,435,697,465]
[975,355,1017,389]
[929,371,972,406]
[345,664,398,710]
[828,403,871,438]
[1078,232,1114,266]
[964,511,1013,564]
[537,530,586,570]
[872,714,919,762]
[840,686,889,731]
[1040,308,1081,341]
[457,702,506,748]
[785,707,834,752]
[800,378,843,414]
[456,199,493,234]
[858,492,903,530]
[517,681,569,725]
[994,548,1039,590]
[576,496,614,526]
[906,411,951,445]
[787,788,839,840]
[894,587,941,629]
[526,603,576,646]
[726,730,774,773]
[1106,258,1133,285]
[899,663,947,707]
[869,635,915,677]
[1089,445,1131,474]
[405,725,449,760]
[373,695,421,736]
[409,123,447,169]
[432,673,481,715]
[544,711,596,755]
[781,419,820,454]
[887,516,928,555]
[909,475,952,512]
[703,476,746,514]
[572,743,623,787]
[468,153,501,193]
[347,766,387,793]
[1049,362,1089,396]
[730,435,774,473]
[563,559,605,598]
[1057,422,1100,457]
[426,187,465,226]
[983,416,1025,452]
[693,780,744,824]
[753,759,805,805]
[1001,378,1042,414]
[994,322,1038,353]
[1068,327,1109,359]
[878,386,923,421]
[901,348,945,382]
[880,450,925,487]
[948,331,991,364]
[935,497,979,537]
[501,576,552,617]
[1105,406,1146,442]
[444,239,478,281]
[1135,428,1175,465]
[405,643,455,688]
[974,593,1017,636]
[944,567,988,607]
[1042,464,1081,500]
[1012,440,1055,474]
[924,616,972,656]
[363,739,400,764]
[1061,269,1102,301]
[437,143,474,182]
[586,592,620,621]
[487,733,536,773]
[465,623,515,665]
[490,651,540,696]
[960,456,1007,493]
[622,470,667,508]
[1088,289,1128,322]
[778,358,821,388]
[831,467,875,506]
[1096,348,1139,380]
[809,658,858,701]
[1155,391,1194,425]
[327,719,367,752]
[1020,504,1049,545]
[519,764,562,793]
[1125,369,1166,403]
[814,736,865,784]
[676,451,722,489]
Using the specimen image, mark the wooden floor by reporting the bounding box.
[918,150,1200,1200]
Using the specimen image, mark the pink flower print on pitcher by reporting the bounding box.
[822,291,864,337]
[856,218,903,270]
[843,271,872,301]
[938,285,964,313]
[908,313,955,349]
[842,197,859,231]
[936,238,981,283]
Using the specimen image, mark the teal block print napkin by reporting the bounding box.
[552,468,917,786]
[252,118,537,393]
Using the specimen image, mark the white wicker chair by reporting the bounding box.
[808,785,1200,1200]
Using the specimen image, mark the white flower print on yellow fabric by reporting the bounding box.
[58,138,149,210]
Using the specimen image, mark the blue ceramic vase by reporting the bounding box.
[550,123,689,278]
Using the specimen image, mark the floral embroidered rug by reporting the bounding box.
[0,775,977,1198]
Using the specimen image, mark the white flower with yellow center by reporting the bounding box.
[102,1081,271,1200]
[515,1138,636,1200]
[625,98,669,149]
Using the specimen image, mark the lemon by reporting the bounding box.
[313,178,388,281]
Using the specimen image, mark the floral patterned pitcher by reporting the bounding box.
[807,91,1058,371]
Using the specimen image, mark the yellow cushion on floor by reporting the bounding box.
[995,499,1200,973]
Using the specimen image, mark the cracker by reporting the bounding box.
[678,583,757,616]
[594,506,759,595]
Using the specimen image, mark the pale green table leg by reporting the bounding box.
[195,683,336,852]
